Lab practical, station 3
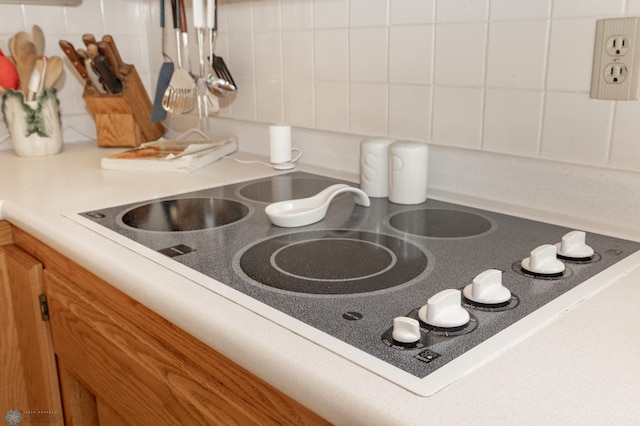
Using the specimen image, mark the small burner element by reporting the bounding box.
[239,177,336,203]
[120,198,249,232]
[389,209,493,238]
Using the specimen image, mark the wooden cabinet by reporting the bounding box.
[0,221,64,425]
[7,223,328,426]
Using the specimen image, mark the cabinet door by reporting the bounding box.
[0,244,63,425]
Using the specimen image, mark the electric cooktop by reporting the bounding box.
[73,172,640,396]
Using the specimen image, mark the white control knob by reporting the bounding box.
[392,316,421,343]
[555,230,594,259]
[521,244,565,275]
[418,289,470,328]
[463,269,511,304]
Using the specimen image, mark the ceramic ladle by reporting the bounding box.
[265,184,370,228]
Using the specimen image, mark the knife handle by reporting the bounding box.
[59,40,88,80]
[97,41,121,79]
[179,0,187,33]
[102,35,131,77]
[82,33,97,48]
[170,0,178,29]
[93,55,123,94]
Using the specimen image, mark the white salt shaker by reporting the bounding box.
[388,141,428,205]
[359,137,396,198]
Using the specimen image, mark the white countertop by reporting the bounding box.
[2,141,640,425]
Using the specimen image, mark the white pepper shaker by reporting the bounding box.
[388,141,428,205]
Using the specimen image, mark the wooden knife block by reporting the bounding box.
[83,65,163,147]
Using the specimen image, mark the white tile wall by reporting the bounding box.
[2,0,640,175]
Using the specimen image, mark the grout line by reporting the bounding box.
[538,8,554,158]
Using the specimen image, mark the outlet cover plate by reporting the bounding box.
[590,17,640,100]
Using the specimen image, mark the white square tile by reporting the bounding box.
[314,29,349,81]
[389,25,433,84]
[228,75,257,121]
[432,86,483,148]
[350,27,388,83]
[627,0,640,15]
[390,0,435,25]
[486,21,549,90]
[24,5,67,35]
[541,92,613,165]
[225,0,254,31]
[227,31,254,79]
[483,89,544,156]
[63,1,104,36]
[436,0,489,23]
[609,102,640,171]
[434,23,486,86]
[284,78,314,127]
[350,82,388,135]
[350,0,388,27]
[553,0,625,18]
[315,81,349,132]
[313,0,348,29]
[252,0,281,31]
[389,84,431,141]
[101,0,146,36]
[254,32,282,79]
[283,30,313,79]
[0,5,24,36]
[256,77,283,123]
[546,19,595,92]
[490,0,551,20]
[281,0,313,30]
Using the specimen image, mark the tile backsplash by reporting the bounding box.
[2,0,640,173]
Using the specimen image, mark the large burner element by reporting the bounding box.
[121,198,249,232]
[239,230,429,294]
[389,209,493,238]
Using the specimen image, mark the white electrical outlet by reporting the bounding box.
[590,17,640,100]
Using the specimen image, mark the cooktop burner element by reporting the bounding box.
[389,208,493,238]
[76,172,640,397]
[238,230,429,294]
[239,176,335,203]
[120,198,249,232]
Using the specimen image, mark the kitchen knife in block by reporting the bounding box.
[83,65,163,147]
[102,35,131,77]
[93,54,123,93]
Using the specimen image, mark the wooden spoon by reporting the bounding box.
[32,25,45,56]
[13,32,38,93]
[44,55,63,88]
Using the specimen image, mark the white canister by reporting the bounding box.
[359,137,396,198]
[269,124,301,170]
[388,141,428,205]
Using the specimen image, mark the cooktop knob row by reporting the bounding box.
[521,230,594,275]
[392,317,421,343]
[463,269,511,304]
[556,230,594,259]
[418,289,470,328]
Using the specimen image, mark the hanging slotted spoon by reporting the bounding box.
[162,0,196,114]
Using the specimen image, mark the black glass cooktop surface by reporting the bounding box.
[77,172,640,396]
